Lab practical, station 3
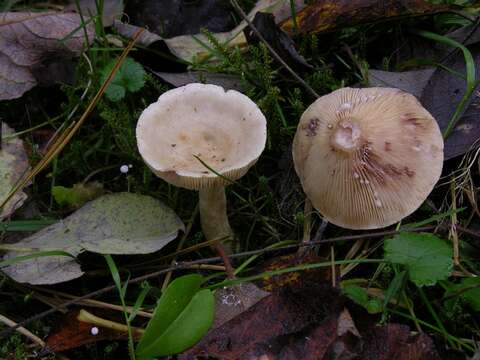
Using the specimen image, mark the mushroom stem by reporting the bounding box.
[199,186,236,279]
[199,186,233,244]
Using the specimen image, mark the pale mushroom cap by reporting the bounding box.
[293,87,444,230]
[136,83,267,190]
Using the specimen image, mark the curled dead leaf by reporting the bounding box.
[0,12,94,100]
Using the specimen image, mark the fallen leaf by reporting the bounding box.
[65,0,124,27]
[114,0,307,63]
[46,310,129,352]
[124,0,235,38]
[245,12,312,70]
[369,69,435,99]
[0,12,94,100]
[2,192,184,284]
[0,123,29,220]
[359,324,440,359]
[153,71,243,91]
[181,279,440,360]
[213,283,270,329]
[420,44,480,159]
[369,55,480,160]
[52,182,104,208]
[256,252,337,292]
[179,281,344,360]
[280,0,451,36]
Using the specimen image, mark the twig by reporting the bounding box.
[77,309,144,337]
[229,0,320,98]
[0,313,45,347]
[161,205,198,291]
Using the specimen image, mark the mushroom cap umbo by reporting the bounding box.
[136,83,267,190]
[292,87,444,230]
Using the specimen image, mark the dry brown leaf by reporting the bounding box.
[0,12,94,100]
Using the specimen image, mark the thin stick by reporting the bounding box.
[450,180,460,266]
[229,0,320,98]
[77,309,144,337]
[330,245,336,287]
[0,313,45,347]
[161,205,198,291]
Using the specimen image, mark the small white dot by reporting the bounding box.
[375,199,382,207]
[120,165,129,174]
[91,327,99,336]
[364,179,370,185]
[353,172,360,179]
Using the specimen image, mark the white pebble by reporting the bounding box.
[120,165,129,174]
[91,327,99,336]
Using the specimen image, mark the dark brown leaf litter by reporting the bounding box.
[178,281,344,360]
[45,310,131,352]
[180,280,441,360]
[256,252,339,292]
[124,0,235,38]
[245,12,312,71]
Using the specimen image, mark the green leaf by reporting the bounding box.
[102,57,146,102]
[343,285,383,314]
[52,182,104,208]
[136,274,214,359]
[343,285,368,307]
[384,232,453,286]
[365,299,383,314]
[446,277,480,311]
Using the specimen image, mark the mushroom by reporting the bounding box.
[292,87,444,230]
[136,83,267,252]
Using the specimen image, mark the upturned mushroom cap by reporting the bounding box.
[136,83,267,190]
[293,87,444,230]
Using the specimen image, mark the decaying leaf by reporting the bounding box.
[65,0,124,27]
[46,310,129,352]
[179,281,344,360]
[0,123,29,220]
[181,280,440,359]
[369,69,435,99]
[246,12,312,70]
[124,0,235,38]
[153,71,243,91]
[421,44,480,159]
[369,51,480,160]
[360,324,440,360]
[213,283,270,329]
[52,182,104,208]
[2,193,184,284]
[280,0,452,36]
[256,252,337,292]
[0,12,94,100]
[114,0,308,62]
